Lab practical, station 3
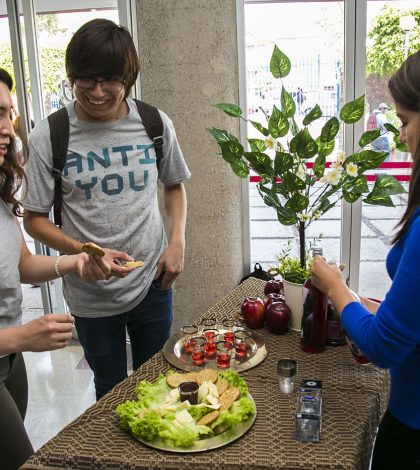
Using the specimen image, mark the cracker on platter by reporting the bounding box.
[197,410,220,426]
[196,369,218,385]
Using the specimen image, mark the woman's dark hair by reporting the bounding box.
[65,19,140,98]
[389,51,420,243]
[0,68,26,216]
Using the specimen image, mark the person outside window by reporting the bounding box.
[22,19,190,401]
[371,102,391,161]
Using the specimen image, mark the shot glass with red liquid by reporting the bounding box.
[222,318,235,343]
[202,328,219,358]
[200,318,216,333]
[234,329,251,358]
[190,336,207,366]
[180,325,199,352]
[216,341,234,368]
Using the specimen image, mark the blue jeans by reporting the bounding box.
[74,274,172,400]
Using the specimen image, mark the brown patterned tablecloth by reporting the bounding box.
[22,278,390,470]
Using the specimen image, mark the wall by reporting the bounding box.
[136,0,245,329]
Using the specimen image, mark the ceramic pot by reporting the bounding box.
[282,278,304,331]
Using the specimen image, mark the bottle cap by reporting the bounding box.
[277,358,297,377]
[312,246,323,257]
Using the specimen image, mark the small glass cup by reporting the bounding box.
[216,340,234,368]
[345,334,371,365]
[178,381,199,404]
[200,318,216,332]
[189,336,207,366]
[202,328,219,358]
[180,325,199,352]
[234,318,246,330]
[221,318,235,343]
[234,329,252,357]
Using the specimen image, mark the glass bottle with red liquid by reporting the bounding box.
[300,247,328,353]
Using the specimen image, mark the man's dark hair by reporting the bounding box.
[0,68,13,91]
[65,19,140,98]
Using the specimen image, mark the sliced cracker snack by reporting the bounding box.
[220,387,240,411]
[124,260,144,268]
[81,242,105,257]
[166,372,197,388]
[216,377,229,396]
[197,410,220,426]
[196,369,218,385]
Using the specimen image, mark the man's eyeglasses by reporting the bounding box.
[74,78,125,92]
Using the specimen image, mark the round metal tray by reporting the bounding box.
[136,394,256,453]
[163,329,267,372]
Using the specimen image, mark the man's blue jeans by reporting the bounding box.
[74,275,173,400]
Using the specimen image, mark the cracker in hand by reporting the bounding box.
[81,242,105,257]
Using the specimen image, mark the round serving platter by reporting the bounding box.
[163,329,267,373]
[135,394,256,453]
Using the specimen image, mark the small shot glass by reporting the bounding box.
[221,318,236,343]
[200,318,216,333]
[189,336,207,366]
[234,317,246,330]
[216,340,234,368]
[202,328,219,358]
[234,329,252,357]
[178,381,199,405]
[180,325,199,352]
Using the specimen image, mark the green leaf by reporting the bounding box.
[302,104,322,126]
[230,159,249,178]
[219,140,244,164]
[318,198,336,214]
[289,117,300,136]
[349,149,387,170]
[290,129,318,159]
[258,183,281,209]
[244,152,274,177]
[343,191,361,203]
[349,175,369,194]
[320,117,340,143]
[276,206,297,225]
[384,123,400,135]
[339,95,365,124]
[363,194,394,207]
[369,174,406,197]
[313,154,326,178]
[285,193,309,212]
[317,138,335,158]
[396,142,409,152]
[248,138,266,152]
[270,45,291,79]
[274,152,293,174]
[281,87,296,118]
[359,129,381,147]
[271,181,289,197]
[213,103,242,117]
[268,106,289,138]
[207,127,239,144]
[282,171,306,191]
[250,120,269,137]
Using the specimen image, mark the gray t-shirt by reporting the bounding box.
[0,199,22,328]
[23,99,190,317]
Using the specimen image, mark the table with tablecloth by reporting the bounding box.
[22,278,390,470]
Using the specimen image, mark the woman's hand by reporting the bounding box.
[311,255,346,295]
[20,314,74,352]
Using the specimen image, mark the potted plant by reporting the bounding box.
[208,45,406,328]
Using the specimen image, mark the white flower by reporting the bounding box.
[297,212,311,222]
[345,162,358,178]
[314,210,323,220]
[325,167,342,186]
[331,160,342,169]
[336,151,345,164]
[264,136,276,149]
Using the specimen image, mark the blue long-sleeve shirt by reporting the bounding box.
[342,208,420,429]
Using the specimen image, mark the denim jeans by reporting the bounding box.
[74,274,173,400]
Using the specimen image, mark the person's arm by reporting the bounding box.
[155,183,187,289]
[23,210,135,278]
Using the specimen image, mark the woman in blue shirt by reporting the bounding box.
[311,51,420,469]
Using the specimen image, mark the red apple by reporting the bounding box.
[265,301,291,334]
[241,296,265,329]
[264,279,284,296]
[264,293,285,309]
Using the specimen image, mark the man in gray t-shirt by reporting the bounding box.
[23,19,190,400]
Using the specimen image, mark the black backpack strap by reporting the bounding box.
[47,107,70,228]
[133,98,164,170]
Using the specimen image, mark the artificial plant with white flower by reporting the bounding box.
[208,45,407,273]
